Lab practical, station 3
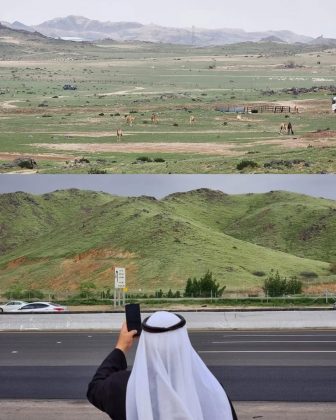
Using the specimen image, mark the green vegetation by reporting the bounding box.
[0,26,336,174]
[184,271,226,297]
[262,271,303,297]
[0,189,335,295]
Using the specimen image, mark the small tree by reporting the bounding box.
[286,277,303,295]
[79,281,97,299]
[184,271,225,297]
[263,271,287,297]
[263,271,302,297]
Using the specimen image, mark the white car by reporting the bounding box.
[0,300,28,312]
[16,302,67,313]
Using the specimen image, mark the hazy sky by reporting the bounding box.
[0,175,335,200]
[1,0,336,38]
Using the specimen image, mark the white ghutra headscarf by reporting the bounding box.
[126,311,233,420]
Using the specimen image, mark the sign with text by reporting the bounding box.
[115,267,126,288]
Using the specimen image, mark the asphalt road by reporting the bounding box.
[1,330,336,401]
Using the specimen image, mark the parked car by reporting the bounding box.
[0,300,28,312]
[15,302,67,313]
[63,84,77,90]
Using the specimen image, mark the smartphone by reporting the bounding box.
[125,303,142,336]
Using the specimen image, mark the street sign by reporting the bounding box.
[115,267,126,288]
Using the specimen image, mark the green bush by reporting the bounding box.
[88,168,107,174]
[4,287,44,300]
[329,262,336,274]
[236,160,259,171]
[263,271,303,297]
[184,271,226,297]
[137,156,153,162]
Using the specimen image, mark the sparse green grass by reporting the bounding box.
[0,33,336,173]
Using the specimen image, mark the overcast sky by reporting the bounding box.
[1,0,335,38]
[0,175,335,200]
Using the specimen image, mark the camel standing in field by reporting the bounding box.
[287,122,294,135]
[125,115,135,126]
[279,123,287,134]
[151,113,159,124]
[116,128,123,140]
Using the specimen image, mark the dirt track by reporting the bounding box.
[30,134,336,156]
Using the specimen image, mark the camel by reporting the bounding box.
[125,115,135,126]
[151,113,159,124]
[189,115,196,125]
[279,123,288,134]
[116,128,123,140]
[287,122,294,135]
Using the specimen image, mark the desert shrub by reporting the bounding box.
[154,158,165,163]
[137,156,152,162]
[88,168,107,174]
[16,158,37,169]
[236,160,259,170]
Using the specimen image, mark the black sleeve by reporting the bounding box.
[87,348,130,420]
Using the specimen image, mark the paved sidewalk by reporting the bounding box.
[0,400,336,420]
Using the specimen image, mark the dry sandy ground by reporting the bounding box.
[0,152,75,161]
[30,133,336,156]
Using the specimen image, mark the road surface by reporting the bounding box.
[1,330,335,401]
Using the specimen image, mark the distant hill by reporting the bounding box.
[0,20,35,32]
[0,189,334,294]
[2,15,317,45]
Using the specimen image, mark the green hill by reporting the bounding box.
[0,189,335,294]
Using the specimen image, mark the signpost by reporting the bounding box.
[114,267,126,307]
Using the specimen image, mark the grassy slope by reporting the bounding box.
[0,189,334,293]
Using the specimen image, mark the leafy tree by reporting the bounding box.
[263,271,303,297]
[79,281,97,298]
[184,271,225,297]
[286,277,303,294]
[167,289,174,298]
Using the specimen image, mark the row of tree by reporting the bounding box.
[3,271,304,301]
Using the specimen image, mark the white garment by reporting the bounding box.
[126,311,233,420]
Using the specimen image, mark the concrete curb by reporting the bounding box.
[0,310,335,331]
[1,400,336,420]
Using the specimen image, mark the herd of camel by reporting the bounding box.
[116,112,294,140]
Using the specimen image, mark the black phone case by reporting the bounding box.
[125,303,142,336]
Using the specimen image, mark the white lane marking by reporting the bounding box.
[212,341,336,344]
[199,350,336,353]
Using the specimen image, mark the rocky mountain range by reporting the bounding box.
[2,15,334,45]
